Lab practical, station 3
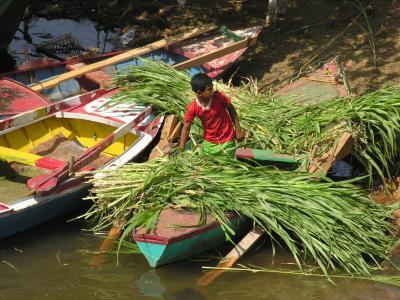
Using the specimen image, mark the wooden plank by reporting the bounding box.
[197,227,264,286]
[0,145,67,170]
[161,115,179,139]
[174,34,259,70]
[168,121,182,143]
[30,25,217,93]
[308,133,353,174]
[148,115,179,161]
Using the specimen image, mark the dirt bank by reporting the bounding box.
[27,0,400,95]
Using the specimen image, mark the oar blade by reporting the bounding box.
[197,227,264,287]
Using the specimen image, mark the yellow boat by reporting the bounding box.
[0,87,162,239]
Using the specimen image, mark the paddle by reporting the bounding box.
[0,146,67,170]
[197,227,264,286]
[30,25,217,93]
[90,223,123,267]
[27,106,153,195]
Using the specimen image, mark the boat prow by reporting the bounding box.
[0,78,50,119]
[133,208,250,268]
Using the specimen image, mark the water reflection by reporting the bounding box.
[136,270,165,298]
[8,17,118,66]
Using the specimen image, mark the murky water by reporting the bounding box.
[1,207,400,300]
[8,17,119,66]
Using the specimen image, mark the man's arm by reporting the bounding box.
[226,104,244,141]
[179,121,192,151]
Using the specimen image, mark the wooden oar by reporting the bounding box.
[27,106,152,195]
[30,25,217,93]
[90,223,122,267]
[197,227,264,286]
[0,146,66,170]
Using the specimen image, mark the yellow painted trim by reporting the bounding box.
[0,145,42,166]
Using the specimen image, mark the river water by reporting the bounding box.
[2,15,400,300]
[1,208,400,300]
[5,17,119,68]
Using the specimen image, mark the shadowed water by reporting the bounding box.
[8,17,118,66]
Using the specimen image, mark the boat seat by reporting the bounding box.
[0,145,94,171]
[66,62,113,87]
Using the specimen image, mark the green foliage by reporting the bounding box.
[83,153,399,278]
[110,60,400,183]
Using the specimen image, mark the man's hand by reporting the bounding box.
[236,129,245,142]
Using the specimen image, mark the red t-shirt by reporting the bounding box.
[184,91,235,144]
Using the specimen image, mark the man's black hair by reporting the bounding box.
[190,73,213,93]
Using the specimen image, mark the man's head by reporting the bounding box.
[191,73,214,100]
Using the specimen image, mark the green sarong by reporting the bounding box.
[202,140,236,157]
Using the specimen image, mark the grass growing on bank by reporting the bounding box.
[83,153,400,279]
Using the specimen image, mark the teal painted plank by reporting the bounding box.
[236,148,303,164]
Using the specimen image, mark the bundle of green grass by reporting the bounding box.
[109,60,400,182]
[84,153,400,281]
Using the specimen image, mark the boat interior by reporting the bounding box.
[0,115,139,204]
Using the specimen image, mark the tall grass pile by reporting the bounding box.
[109,60,400,182]
[83,153,399,278]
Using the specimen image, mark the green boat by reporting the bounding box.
[133,59,352,268]
[133,209,250,268]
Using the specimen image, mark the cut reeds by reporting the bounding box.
[83,153,400,278]
[108,60,400,183]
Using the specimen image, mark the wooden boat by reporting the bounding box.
[2,25,263,103]
[0,87,163,239]
[133,209,250,268]
[132,60,353,268]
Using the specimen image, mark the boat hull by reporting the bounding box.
[133,209,250,267]
[0,186,88,239]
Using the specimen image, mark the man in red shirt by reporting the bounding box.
[179,73,244,156]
